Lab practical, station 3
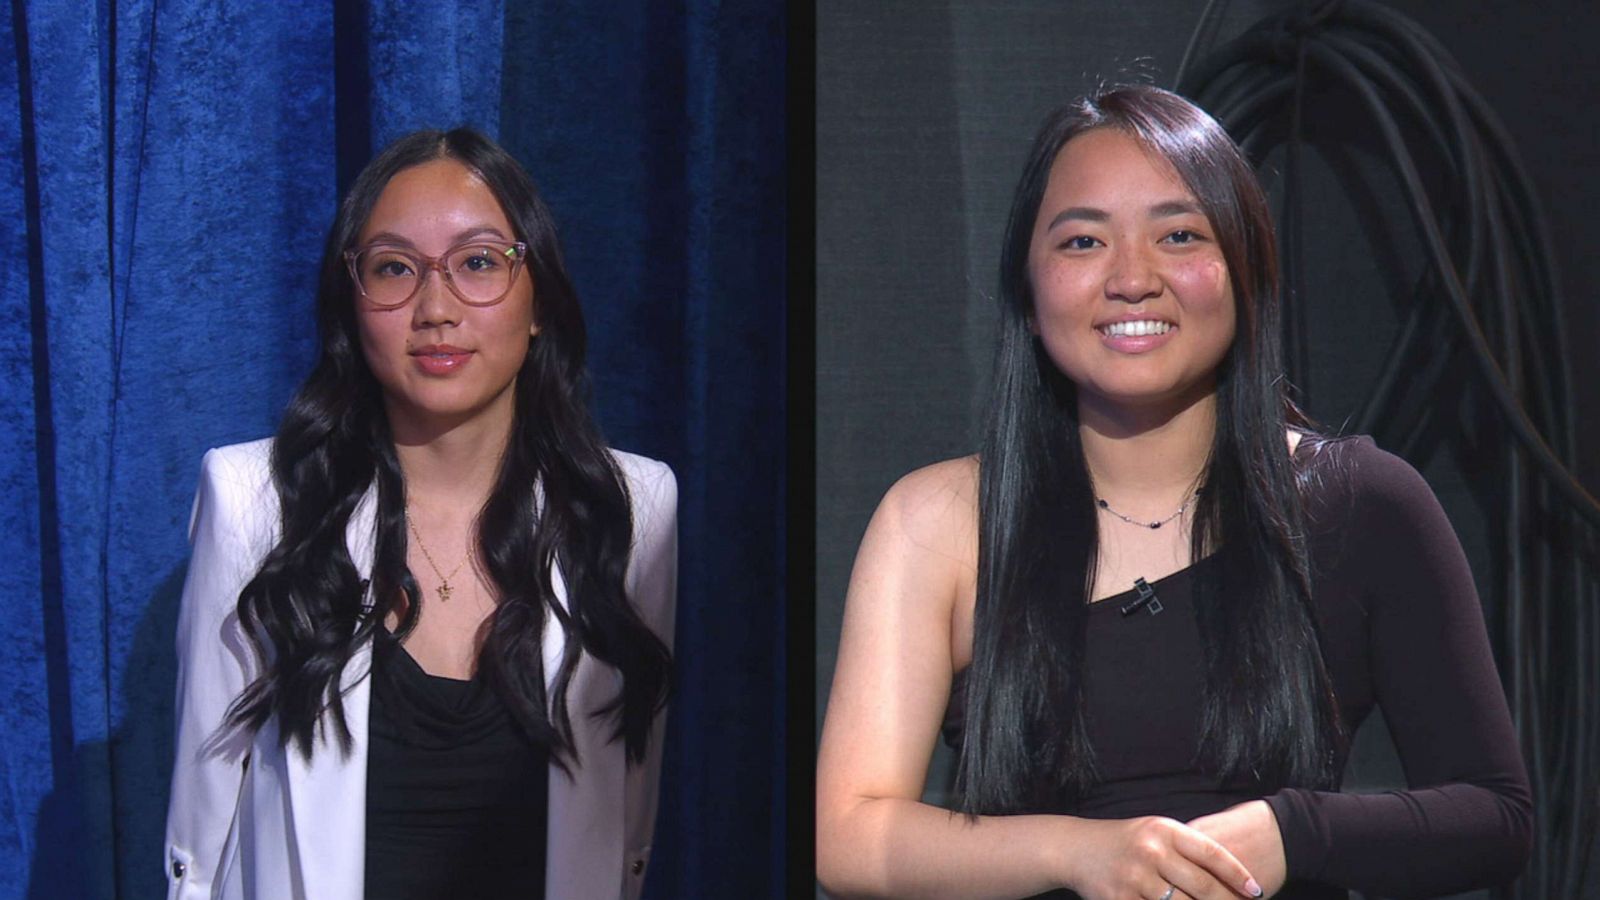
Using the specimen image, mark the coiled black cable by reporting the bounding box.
[1176,2,1600,896]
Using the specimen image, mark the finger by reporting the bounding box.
[1158,854,1245,900]
[1169,828,1261,898]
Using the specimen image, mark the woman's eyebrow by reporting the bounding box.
[1044,200,1201,231]
[1148,200,1203,218]
[362,224,510,246]
[1045,206,1109,230]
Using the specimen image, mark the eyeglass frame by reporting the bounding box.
[343,239,531,309]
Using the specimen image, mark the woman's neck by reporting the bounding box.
[1077,389,1217,501]
[387,402,513,518]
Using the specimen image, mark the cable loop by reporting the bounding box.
[1177,0,1599,893]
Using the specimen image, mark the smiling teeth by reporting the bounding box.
[1102,320,1172,337]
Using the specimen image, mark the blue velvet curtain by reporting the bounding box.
[1,1,786,897]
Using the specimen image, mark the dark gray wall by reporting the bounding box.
[816,2,1600,896]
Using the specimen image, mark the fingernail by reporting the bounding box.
[1246,878,1263,897]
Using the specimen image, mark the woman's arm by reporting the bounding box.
[817,461,1264,900]
[1257,442,1533,897]
[164,446,269,899]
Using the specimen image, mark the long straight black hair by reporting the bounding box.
[226,129,670,767]
[954,86,1344,813]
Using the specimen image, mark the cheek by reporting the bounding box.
[1024,277,1091,374]
[495,323,533,359]
[477,304,537,366]
[1173,258,1239,355]
[501,292,538,345]
[1028,258,1099,317]
[1170,258,1230,310]
[355,310,406,362]
[353,312,422,397]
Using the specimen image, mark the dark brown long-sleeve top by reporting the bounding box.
[944,436,1533,899]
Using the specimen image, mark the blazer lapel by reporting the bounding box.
[282,484,377,899]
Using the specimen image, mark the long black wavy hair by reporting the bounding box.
[226,129,671,767]
[954,85,1344,813]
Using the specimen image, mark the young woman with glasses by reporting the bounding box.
[164,129,675,900]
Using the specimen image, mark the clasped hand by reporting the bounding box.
[1064,801,1284,900]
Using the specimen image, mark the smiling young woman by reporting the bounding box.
[816,85,1531,900]
[164,130,675,900]
[1028,128,1236,420]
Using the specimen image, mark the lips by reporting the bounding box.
[409,344,473,375]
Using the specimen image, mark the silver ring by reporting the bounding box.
[1158,887,1176,900]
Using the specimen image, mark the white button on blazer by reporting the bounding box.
[164,438,677,900]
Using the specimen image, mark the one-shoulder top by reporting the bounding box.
[942,437,1531,899]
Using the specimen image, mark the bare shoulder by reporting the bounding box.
[843,455,980,664]
[885,454,978,504]
[872,455,979,567]
[832,456,980,709]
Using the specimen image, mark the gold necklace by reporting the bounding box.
[405,512,469,602]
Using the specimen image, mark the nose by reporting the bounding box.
[410,262,461,327]
[1105,243,1162,304]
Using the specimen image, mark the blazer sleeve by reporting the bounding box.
[164,448,270,899]
[621,457,678,897]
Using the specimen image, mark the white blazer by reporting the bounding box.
[164,438,677,900]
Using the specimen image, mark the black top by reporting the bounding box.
[943,437,1531,899]
[364,635,548,900]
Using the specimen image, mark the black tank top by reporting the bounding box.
[364,635,548,899]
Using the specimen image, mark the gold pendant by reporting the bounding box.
[437,581,453,602]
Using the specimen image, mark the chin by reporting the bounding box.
[389,387,516,426]
[1081,378,1210,410]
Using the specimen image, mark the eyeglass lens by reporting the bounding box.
[354,243,518,306]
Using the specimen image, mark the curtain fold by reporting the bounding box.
[2,1,785,896]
